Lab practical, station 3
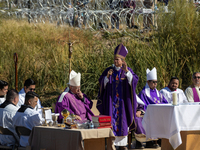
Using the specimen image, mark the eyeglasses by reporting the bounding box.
[150,81,158,84]
[194,76,200,79]
[72,86,81,90]
[29,88,36,91]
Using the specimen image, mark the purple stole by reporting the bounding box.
[112,69,123,136]
[192,87,200,102]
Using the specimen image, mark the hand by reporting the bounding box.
[121,60,129,72]
[130,6,133,9]
[107,69,113,78]
[75,115,82,120]
[136,111,141,117]
[77,90,83,99]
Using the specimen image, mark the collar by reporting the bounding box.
[194,85,200,88]
[64,87,69,92]
[0,100,16,108]
[114,65,121,71]
[17,105,33,113]
[69,89,84,102]
[69,90,75,95]
[145,82,160,98]
[0,95,4,98]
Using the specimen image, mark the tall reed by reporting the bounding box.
[0,0,200,105]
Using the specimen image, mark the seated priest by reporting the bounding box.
[18,78,42,114]
[55,70,94,123]
[160,76,188,103]
[138,67,168,111]
[137,68,168,148]
[0,80,8,104]
[185,72,200,102]
[0,89,19,146]
[13,91,44,147]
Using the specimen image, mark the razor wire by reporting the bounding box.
[0,0,176,37]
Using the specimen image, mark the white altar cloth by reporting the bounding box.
[142,103,200,149]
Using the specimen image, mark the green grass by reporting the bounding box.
[0,0,200,106]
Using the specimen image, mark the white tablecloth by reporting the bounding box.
[142,103,200,149]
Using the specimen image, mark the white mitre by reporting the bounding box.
[146,67,157,81]
[69,70,81,86]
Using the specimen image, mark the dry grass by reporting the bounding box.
[0,0,200,106]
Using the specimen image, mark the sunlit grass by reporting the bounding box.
[0,0,200,106]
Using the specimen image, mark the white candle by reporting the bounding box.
[172,93,177,105]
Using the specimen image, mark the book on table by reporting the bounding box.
[93,122,111,127]
[92,115,111,123]
[95,125,112,129]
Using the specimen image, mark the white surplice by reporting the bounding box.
[160,87,188,104]
[13,106,44,147]
[0,96,5,105]
[0,103,19,146]
[185,86,200,102]
[17,88,42,115]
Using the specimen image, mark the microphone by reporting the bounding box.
[111,64,115,69]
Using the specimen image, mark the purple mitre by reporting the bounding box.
[114,43,128,59]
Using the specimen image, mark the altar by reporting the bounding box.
[29,126,115,150]
[142,103,200,150]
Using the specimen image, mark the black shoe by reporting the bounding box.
[153,143,160,148]
[135,140,144,149]
[145,141,154,148]
[119,146,128,150]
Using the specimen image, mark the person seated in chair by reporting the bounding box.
[138,67,168,111]
[160,76,188,103]
[0,80,8,105]
[17,79,42,115]
[13,91,44,147]
[185,72,200,102]
[138,67,168,148]
[0,89,19,146]
[55,70,94,123]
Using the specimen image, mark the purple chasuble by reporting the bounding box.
[97,66,138,136]
[150,89,160,103]
[192,87,200,102]
[138,86,168,111]
[135,117,146,135]
[55,91,94,123]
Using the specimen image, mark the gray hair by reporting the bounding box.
[192,72,200,78]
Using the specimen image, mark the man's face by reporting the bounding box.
[70,86,81,94]
[192,73,200,86]
[147,80,158,90]
[169,79,179,91]
[0,85,8,96]
[114,57,123,67]
[29,97,38,108]
[24,85,36,93]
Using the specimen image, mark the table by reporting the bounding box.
[29,126,115,150]
[142,103,200,149]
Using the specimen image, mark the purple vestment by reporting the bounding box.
[55,90,94,123]
[97,66,138,136]
[192,87,200,102]
[138,86,168,111]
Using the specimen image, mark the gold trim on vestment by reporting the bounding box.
[128,81,137,132]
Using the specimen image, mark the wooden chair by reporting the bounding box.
[91,100,100,116]
[15,126,32,150]
[0,126,18,150]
